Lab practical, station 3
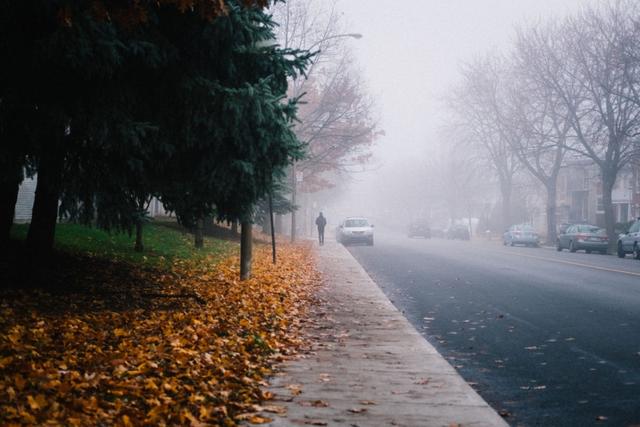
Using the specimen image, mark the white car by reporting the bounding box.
[337,217,374,246]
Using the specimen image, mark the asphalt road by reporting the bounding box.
[345,231,640,427]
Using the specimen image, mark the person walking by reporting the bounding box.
[315,212,327,245]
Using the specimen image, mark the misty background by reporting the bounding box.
[303,0,597,232]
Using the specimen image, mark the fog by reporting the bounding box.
[318,0,597,232]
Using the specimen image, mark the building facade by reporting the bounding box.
[557,161,640,228]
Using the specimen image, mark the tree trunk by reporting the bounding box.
[500,181,512,232]
[275,214,283,234]
[290,195,297,242]
[203,215,214,233]
[545,182,558,245]
[290,164,297,242]
[240,221,252,280]
[194,218,204,249]
[27,149,64,257]
[602,170,617,254]
[134,220,144,252]
[262,212,272,235]
[269,192,276,264]
[1,175,20,245]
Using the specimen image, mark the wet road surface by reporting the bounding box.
[346,231,640,426]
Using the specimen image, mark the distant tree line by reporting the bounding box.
[443,0,640,251]
[0,0,312,261]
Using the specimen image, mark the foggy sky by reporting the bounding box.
[328,0,597,221]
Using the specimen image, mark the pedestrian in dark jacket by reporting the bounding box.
[315,212,327,245]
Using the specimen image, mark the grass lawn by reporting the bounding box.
[10,221,236,268]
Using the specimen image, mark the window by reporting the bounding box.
[345,219,368,227]
[619,203,629,223]
[596,197,604,213]
[578,225,601,233]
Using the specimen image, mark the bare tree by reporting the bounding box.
[295,59,378,187]
[522,4,640,251]
[504,29,574,244]
[272,0,379,239]
[427,131,494,235]
[449,56,520,230]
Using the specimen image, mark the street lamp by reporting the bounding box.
[306,32,363,51]
[290,32,363,242]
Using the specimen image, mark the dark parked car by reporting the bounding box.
[430,228,446,238]
[557,224,608,254]
[617,218,640,259]
[408,221,431,238]
[446,224,470,240]
[503,224,540,247]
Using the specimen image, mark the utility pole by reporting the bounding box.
[290,163,296,242]
[240,221,252,280]
[269,192,276,264]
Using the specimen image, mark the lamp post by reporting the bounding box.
[290,32,362,242]
[307,33,363,49]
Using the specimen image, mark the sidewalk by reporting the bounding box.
[262,240,508,427]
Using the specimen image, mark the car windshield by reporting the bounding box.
[577,225,603,234]
[345,219,368,227]
[515,225,534,232]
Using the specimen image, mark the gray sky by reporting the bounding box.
[330,0,596,213]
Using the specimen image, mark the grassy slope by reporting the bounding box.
[10,221,236,268]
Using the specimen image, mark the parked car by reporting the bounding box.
[558,223,574,235]
[337,217,374,246]
[430,228,446,239]
[617,217,640,259]
[557,224,608,254]
[503,224,540,247]
[445,224,470,240]
[408,220,431,238]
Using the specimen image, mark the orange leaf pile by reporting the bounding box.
[0,243,319,425]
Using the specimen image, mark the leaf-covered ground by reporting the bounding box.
[0,242,319,426]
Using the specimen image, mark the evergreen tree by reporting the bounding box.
[0,0,310,262]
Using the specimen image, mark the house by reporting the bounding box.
[557,160,638,227]
[13,176,37,223]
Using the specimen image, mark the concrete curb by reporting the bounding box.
[261,241,508,427]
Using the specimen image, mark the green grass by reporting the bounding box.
[10,221,236,268]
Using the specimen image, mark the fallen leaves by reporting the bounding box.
[287,384,303,396]
[0,243,319,426]
[299,400,329,408]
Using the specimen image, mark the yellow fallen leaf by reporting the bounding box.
[26,394,47,411]
[248,415,273,424]
[0,355,13,368]
[14,374,27,391]
[261,405,287,414]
